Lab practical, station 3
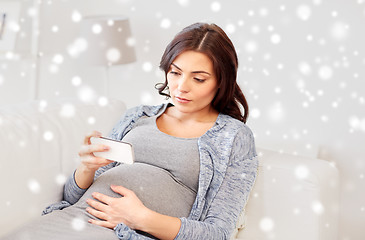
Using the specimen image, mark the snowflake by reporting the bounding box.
[27,7,38,17]
[295,165,309,179]
[251,25,260,34]
[48,64,59,74]
[160,18,171,29]
[259,8,269,17]
[298,62,312,75]
[268,102,285,122]
[52,54,64,64]
[296,5,312,21]
[43,131,54,141]
[88,116,96,125]
[260,217,274,232]
[67,38,88,58]
[98,96,109,106]
[106,48,122,63]
[293,208,301,215]
[56,174,67,185]
[250,108,261,119]
[78,86,96,103]
[140,92,153,105]
[312,200,324,215]
[245,41,258,53]
[60,104,76,118]
[331,21,349,41]
[318,65,333,80]
[210,2,221,12]
[142,62,153,72]
[270,34,281,44]
[71,76,82,86]
[51,25,59,33]
[71,10,82,22]
[177,0,189,7]
[126,37,136,47]
[92,24,102,34]
[71,218,86,231]
[28,179,41,194]
[225,23,236,34]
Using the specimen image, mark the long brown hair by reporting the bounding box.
[157,22,249,123]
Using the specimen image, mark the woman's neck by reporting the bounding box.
[166,105,219,124]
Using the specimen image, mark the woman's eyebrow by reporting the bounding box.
[171,63,211,75]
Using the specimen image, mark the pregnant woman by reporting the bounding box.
[1,22,258,240]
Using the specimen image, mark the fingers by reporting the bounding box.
[91,192,113,205]
[84,130,102,145]
[79,144,110,157]
[111,185,132,197]
[86,194,117,230]
[86,207,108,220]
[87,198,109,214]
[88,219,114,229]
[79,156,113,168]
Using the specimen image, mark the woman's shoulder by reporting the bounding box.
[217,113,254,137]
[217,114,257,159]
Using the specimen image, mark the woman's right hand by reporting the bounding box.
[78,130,113,172]
[75,131,113,189]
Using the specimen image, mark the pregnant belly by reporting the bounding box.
[75,163,196,218]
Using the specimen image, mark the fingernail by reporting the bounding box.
[88,219,92,223]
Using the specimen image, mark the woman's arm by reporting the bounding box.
[175,155,258,239]
[75,131,115,188]
[172,125,258,239]
[63,131,116,204]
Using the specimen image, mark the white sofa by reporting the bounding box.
[0,98,339,239]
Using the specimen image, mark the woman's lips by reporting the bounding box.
[175,96,191,103]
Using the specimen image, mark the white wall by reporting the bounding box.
[1,0,364,239]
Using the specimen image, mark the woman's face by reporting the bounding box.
[167,50,218,116]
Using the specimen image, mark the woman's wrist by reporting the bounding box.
[136,208,181,240]
[75,164,96,189]
[135,207,154,231]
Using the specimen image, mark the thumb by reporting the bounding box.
[110,184,131,197]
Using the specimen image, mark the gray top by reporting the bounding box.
[123,115,200,195]
[77,115,200,217]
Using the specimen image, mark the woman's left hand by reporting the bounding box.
[86,185,148,230]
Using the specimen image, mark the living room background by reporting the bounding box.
[0,0,364,239]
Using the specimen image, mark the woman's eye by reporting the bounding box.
[194,78,205,83]
[169,71,180,75]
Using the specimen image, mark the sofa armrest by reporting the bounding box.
[235,147,339,240]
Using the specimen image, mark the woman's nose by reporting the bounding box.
[177,76,190,92]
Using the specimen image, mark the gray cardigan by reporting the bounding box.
[49,103,259,240]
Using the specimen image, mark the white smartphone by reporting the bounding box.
[90,136,134,164]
